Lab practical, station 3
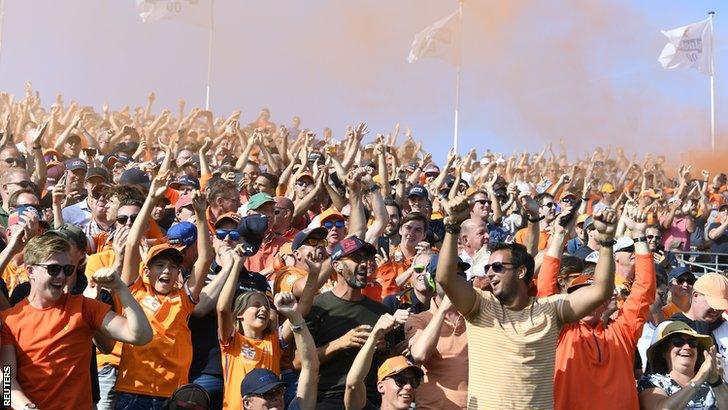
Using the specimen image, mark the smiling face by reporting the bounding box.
[145,255,181,294]
[239,293,271,333]
[334,251,375,289]
[28,251,73,302]
[377,369,421,410]
[663,335,699,373]
[485,249,524,304]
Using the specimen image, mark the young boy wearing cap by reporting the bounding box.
[113,173,218,407]
[346,313,423,410]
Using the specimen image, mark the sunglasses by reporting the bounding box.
[675,276,696,286]
[483,261,515,274]
[304,238,328,247]
[669,337,697,349]
[323,220,346,230]
[389,374,422,389]
[474,199,492,206]
[296,180,313,188]
[646,234,662,241]
[542,202,556,208]
[7,180,32,189]
[413,265,426,273]
[215,229,241,241]
[2,157,25,165]
[116,214,139,225]
[33,263,75,277]
[274,209,285,215]
[561,197,576,204]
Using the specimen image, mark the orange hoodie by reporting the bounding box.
[538,254,655,410]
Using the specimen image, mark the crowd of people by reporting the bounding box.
[1,84,728,409]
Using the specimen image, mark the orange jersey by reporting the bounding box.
[2,260,28,295]
[273,266,308,294]
[115,278,195,398]
[221,331,282,410]
[0,294,110,410]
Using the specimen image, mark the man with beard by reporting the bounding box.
[304,236,390,409]
[380,198,402,251]
[515,192,557,251]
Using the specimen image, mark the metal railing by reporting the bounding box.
[672,250,728,274]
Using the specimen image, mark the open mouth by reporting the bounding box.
[158,276,172,285]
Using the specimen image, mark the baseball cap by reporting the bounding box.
[119,168,151,189]
[614,237,635,253]
[584,251,600,264]
[407,185,429,200]
[52,224,87,250]
[640,189,661,199]
[237,214,269,256]
[292,227,328,250]
[693,273,728,310]
[143,243,184,267]
[65,158,87,172]
[170,175,200,190]
[215,212,242,228]
[576,213,589,225]
[175,194,194,214]
[423,164,440,174]
[247,193,274,211]
[319,208,345,223]
[85,167,111,183]
[167,222,197,248]
[583,216,595,231]
[241,368,286,397]
[668,266,695,283]
[296,171,314,182]
[104,153,131,168]
[377,356,424,383]
[330,236,376,262]
[426,253,470,277]
[567,274,594,293]
[165,383,210,410]
[600,183,616,194]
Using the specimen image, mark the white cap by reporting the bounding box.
[614,236,635,253]
[584,251,600,264]
[461,172,475,188]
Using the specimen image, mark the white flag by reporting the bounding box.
[136,0,212,28]
[658,17,713,75]
[407,9,461,64]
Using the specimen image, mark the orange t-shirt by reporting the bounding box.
[115,278,195,398]
[2,260,28,295]
[244,235,291,273]
[373,260,411,301]
[0,294,110,410]
[514,227,550,251]
[221,331,282,410]
[273,266,308,294]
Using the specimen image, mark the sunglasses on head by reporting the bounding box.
[483,261,515,274]
[8,180,32,189]
[304,238,328,247]
[669,336,697,349]
[33,263,75,277]
[116,214,139,225]
[389,374,422,389]
[215,229,241,241]
[323,220,346,230]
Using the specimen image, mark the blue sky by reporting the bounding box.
[0,1,725,163]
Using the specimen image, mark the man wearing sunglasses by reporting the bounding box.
[0,168,33,228]
[437,196,619,408]
[244,192,289,276]
[515,192,557,252]
[661,266,695,318]
[0,232,152,410]
[274,227,328,295]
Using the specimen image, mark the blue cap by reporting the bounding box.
[241,368,286,397]
[237,214,269,256]
[167,222,197,248]
[178,175,200,190]
[65,158,87,172]
[292,227,328,251]
[426,253,469,277]
[119,168,151,188]
[330,236,376,262]
[668,266,694,283]
[407,185,429,200]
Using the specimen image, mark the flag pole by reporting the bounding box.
[0,0,5,67]
[204,0,214,110]
[709,11,716,153]
[453,0,463,153]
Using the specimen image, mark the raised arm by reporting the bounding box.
[408,296,453,363]
[538,206,576,297]
[28,120,48,189]
[188,191,214,311]
[436,195,477,315]
[561,208,618,324]
[345,314,397,410]
[93,266,153,345]
[216,248,244,342]
[364,189,389,245]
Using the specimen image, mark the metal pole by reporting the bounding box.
[709,11,716,153]
[205,0,214,110]
[0,0,5,67]
[453,0,463,153]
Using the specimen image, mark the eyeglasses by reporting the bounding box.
[116,214,139,225]
[669,337,697,349]
[215,229,241,241]
[542,202,556,208]
[389,374,422,389]
[248,386,284,402]
[484,262,515,274]
[32,263,75,277]
[675,276,696,286]
[274,208,288,215]
[304,238,328,247]
[323,220,346,230]
[647,234,662,241]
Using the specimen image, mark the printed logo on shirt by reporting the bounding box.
[242,344,257,360]
[140,295,162,313]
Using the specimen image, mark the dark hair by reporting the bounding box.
[401,211,429,232]
[648,338,705,375]
[207,178,238,203]
[384,198,402,219]
[560,255,584,277]
[108,185,145,205]
[8,188,37,209]
[489,242,535,284]
[535,192,554,204]
[258,172,279,187]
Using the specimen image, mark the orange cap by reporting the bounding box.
[693,273,728,310]
[318,208,345,223]
[143,243,184,267]
[377,356,424,382]
[214,212,242,228]
[566,274,593,293]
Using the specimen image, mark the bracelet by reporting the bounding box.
[290,322,306,333]
[709,377,723,388]
[598,239,616,247]
[527,216,540,223]
[444,223,462,234]
[632,236,647,243]
[581,197,590,201]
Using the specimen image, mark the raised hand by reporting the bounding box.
[353,123,369,141]
[191,190,207,215]
[112,226,131,258]
[92,267,125,292]
[444,195,470,225]
[336,324,372,350]
[372,314,397,337]
[274,292,298,319]
[592,208,618,241]
[622,205,648,235]
[149,170,172,199]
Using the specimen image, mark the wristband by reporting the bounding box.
[632,236,647,243]
[709,378,723,388]
[581,197,590,201]
[598,239,616,247]
[689,381,698,389]
[527,216,540,223]
[444,223,462,234]
[290,322,306,333]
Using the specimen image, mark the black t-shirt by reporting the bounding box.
[670,312,725,336]
[574,245,595,261]
[305,291,389,406]
[709,222,728,256]
[187,261,270,379]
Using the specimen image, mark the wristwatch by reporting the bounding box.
[709,377,723,388]
[23,404,37,410]
[290,322,306,333]
[598,239,616,247]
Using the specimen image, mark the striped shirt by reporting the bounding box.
[465,288,566,409]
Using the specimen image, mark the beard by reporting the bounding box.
[344,268,368,289]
